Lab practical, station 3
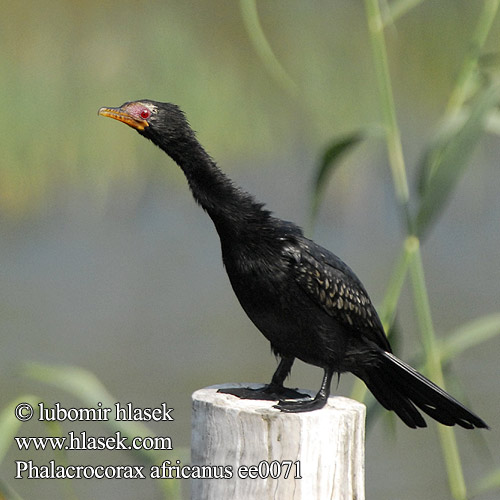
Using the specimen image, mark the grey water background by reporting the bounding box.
[1,1,499,499]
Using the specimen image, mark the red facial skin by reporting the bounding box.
[98,102,152,131]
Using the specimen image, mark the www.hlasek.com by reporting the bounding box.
[13,401,302,481]
[15,430,173,452]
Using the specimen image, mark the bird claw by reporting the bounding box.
[274,396,327,413]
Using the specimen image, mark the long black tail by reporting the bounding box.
[360,350,488,429]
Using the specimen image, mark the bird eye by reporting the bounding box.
[140,109,151,119]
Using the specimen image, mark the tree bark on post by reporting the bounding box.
[191,383,365,500]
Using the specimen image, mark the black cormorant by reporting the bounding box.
[99,100,487,429]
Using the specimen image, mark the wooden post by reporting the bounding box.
[191,383,365,500]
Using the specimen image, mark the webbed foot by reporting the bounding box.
[218,384,309,401]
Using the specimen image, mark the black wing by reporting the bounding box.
[284,236,391,352]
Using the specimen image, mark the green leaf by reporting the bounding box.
[310,132,365,227]
[24,364,161,463]
[417,112,466,196]
[239,0,298,97]
[415,82,500,237]
[438,313,500,363]
[24,363,183,499]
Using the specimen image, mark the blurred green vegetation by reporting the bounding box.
[1,0,497,218]
[314,1,500,499]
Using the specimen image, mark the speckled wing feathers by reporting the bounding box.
[287,238,390,350]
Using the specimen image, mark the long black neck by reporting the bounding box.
[158,132,271,236]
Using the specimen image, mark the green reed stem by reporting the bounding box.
[240,0,298,98]
[363,1,468,498]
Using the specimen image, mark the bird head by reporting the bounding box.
[98,100,193,151]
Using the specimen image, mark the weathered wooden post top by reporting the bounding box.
[191,384,365,500]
